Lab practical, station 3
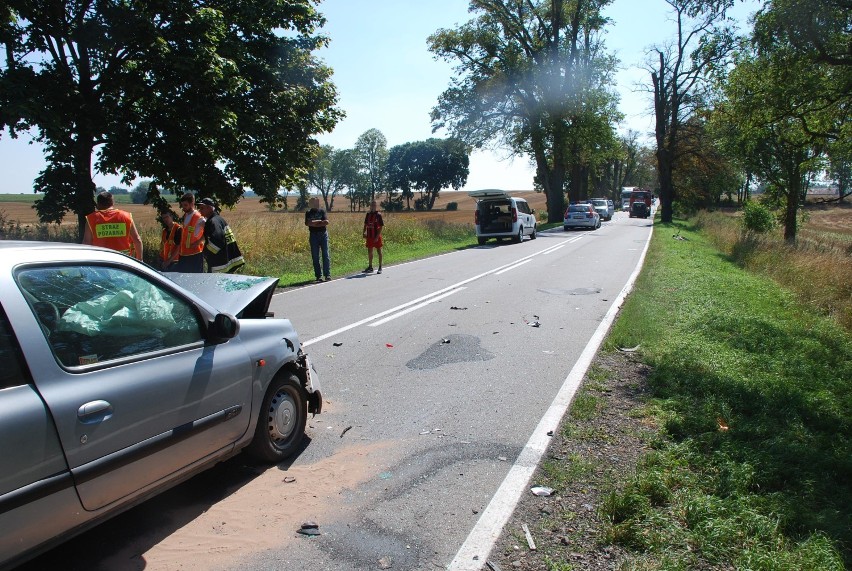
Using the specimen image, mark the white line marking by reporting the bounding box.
[494,258,533,275]
[542,242,569,255]
[446,224,655,571]
[301,241,568,346]
[368,288,465,327]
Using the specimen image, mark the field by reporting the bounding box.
[0,190,548,227]
[0,190,549,285]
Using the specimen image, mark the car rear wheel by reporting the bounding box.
[530,225,537,239]
[247,373,307,463]
[513,227,523,243]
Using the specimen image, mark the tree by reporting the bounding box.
[387,138,470,210]
[429,0,621,224]
[130,180,150,204]
[353,129,389,204]
[306,145,357,211]
[648,0,736,223]
[712,47,825,241]
[0,0,341,238]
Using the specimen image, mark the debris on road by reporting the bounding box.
[441,338,451,344]
[333,342,343,347]
[530,486,554,497]
[486,560,503,571]
[340,425,352,438]
[522,523,537,551]
[386,343,394,348]
[378,555,393,569]
[450,306,468,310]
[618,344,641,352]
[297,522,320,536]
[282,476,296,483]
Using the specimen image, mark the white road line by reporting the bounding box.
[493,258,533,275]
[300,240,570,346]
[368,287,465,327]
[446,224,655,571]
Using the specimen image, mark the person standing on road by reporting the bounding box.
[83,190,143,260]
[169,192,205,273]
[158,209,182,271]
[304,197,330,282]
[363,199,383,274]
[197,198,245,273]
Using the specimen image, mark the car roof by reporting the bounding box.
[468,189,526,201]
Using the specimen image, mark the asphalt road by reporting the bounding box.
[19,211,653,571]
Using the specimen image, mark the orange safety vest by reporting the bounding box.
[86,208,135,255]
[180,210,205,256]
[160,223,181,262]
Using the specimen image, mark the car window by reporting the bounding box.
[16,265,204,367]
[0,304,28,389]
[568,205,589,212]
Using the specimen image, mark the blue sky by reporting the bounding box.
[0,0,759,194]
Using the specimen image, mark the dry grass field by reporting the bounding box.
[0,190,548,229]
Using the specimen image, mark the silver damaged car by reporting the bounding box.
[0,241,322,569]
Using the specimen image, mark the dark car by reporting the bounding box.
[0,241,322,569]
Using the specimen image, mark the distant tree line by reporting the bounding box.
[298,129,471,212]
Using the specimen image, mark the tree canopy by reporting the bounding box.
[386,138,470,210]
[0,0,341,235]
[428,0,621,223]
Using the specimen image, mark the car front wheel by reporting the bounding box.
[247,373,307,463]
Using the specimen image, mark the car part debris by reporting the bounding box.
[340,425,352,438]
[297,522,320,536]
[530,486,554,496]
[522,523,537,550]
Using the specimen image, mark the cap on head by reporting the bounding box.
[198,197,216,209]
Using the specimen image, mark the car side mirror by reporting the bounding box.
[209,313,239,341]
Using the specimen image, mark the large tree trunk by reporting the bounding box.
[73,138,97,242]
[783,163,802,243]
[531,133,566,224]
[657,146,674,223]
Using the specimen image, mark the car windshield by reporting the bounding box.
[591,200,606,206]
[568,205,589,212]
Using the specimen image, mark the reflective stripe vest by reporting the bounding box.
[86,208,135,255]
[160,223,181,263]
[180,210,205,256]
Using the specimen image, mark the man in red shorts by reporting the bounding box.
[363,199,384,274]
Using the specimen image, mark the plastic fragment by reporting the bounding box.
[530,486,554,497]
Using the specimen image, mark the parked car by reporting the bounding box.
[590,198,612,221]
[469,189,537,245]
[607,199,615,217]
[0,241,322,569]
[563,203,601,230]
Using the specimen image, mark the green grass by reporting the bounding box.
[246,217,477,286]
[598,219,851,569]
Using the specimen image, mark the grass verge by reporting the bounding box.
[599,218,851,569]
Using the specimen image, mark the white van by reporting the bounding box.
[469,189,537,245]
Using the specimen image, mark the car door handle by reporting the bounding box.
[77,400,114,424]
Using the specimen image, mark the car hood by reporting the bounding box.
[166,273,280,319]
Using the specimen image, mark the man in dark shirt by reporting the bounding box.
[304,197,330,282]
[197,198,245,273]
